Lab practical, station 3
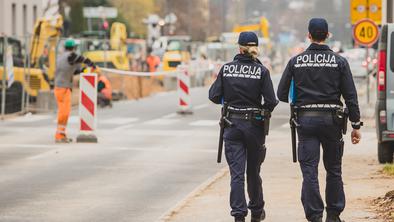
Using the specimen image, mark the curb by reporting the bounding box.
[156,167,229,222]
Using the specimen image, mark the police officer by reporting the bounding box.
[209,32,278,222]
[277,18,362,222]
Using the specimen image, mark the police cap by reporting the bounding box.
[308,18,328,35]
[238,32,258,47]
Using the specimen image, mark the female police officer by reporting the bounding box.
[209,32,278,222]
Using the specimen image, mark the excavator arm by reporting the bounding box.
[30,15,63,80]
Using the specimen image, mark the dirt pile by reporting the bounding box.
[373,190,394,222]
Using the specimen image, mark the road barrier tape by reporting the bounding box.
[77,71,98,143]
[99,67,179,77]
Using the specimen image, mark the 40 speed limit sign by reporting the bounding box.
[353,19,380,46]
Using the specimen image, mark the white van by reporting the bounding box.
[375,24,394,163]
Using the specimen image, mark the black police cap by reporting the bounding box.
[238,32,259,47]
[308,18,328,34]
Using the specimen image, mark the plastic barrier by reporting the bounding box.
[177,65,193,115]
[99,65,216,115]
[76,71,98,143]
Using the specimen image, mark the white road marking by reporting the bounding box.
[189,120,218,127]
[99,117,139,125]
[113,146,216,153]
[161,113,177,119]
[8,115,51,123]
[113,124,136,131]
[193,103,210,110]
[143,118,180,125]
[100,129,217,137]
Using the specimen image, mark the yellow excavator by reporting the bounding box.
[0,15,63,112]
[82,22,130,70]
[233,16,271,51]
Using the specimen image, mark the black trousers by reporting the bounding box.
[297,115,345,221]
[224,119,266,218]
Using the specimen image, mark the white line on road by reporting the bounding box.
[161,113,177,119]
[7,115,52,123]
[193,103,210,110]
[99,117,139,125]
[143,118,180,125]
[113,124,136,131]
[113,146,217,153]
[189,120,218,127]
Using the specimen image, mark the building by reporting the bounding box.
[0,0,44,37]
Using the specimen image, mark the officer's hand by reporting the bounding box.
[351,129,361,144]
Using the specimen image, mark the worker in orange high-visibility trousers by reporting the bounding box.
[54,38,96,143]
[146,47,160,72]
[97,72,113,108]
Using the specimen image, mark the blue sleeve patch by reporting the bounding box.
[289,79,296,104]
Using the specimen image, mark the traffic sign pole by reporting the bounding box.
[353,19,379,104]
[366,47,370,104]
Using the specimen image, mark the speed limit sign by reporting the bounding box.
[353,19,380,46]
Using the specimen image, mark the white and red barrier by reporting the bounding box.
[76,71,98,143]
[99,64,216,115]
[177,65,193,114]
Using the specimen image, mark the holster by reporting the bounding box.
[249,110,271,136]
[262,110,271,136]
[334,108,349,135]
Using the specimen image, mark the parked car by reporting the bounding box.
[375,24,394,163]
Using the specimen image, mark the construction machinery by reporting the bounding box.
[233,17,271,51]
[160,36,191,72]
[233,17,270,39]
[82,22,130,70]
[0,15,63,113]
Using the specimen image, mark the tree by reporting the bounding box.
[111,0,156,37]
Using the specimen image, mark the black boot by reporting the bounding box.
[326,214,344,222]
[235,216,245,222]
[310,216,322,222]
[251,209,266,222]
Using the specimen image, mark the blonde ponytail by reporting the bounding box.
[240,45,260,59]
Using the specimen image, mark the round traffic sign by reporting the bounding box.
[353,19,379,46]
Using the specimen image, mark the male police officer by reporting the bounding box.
[277,18,362,222]
[209,32,278,222]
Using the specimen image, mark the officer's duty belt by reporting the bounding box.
[228,112,256,120]
[296,104,342,109]
[297,110,334,117]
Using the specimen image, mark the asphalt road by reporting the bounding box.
[0,75,289,222]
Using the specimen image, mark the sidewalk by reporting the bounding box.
[164,127,393,222]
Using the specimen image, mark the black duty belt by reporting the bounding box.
[228,112,254,120]
[297,110,334,117]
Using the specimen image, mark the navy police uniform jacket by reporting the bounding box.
[209,54,278,112]
[277,43,361,126]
